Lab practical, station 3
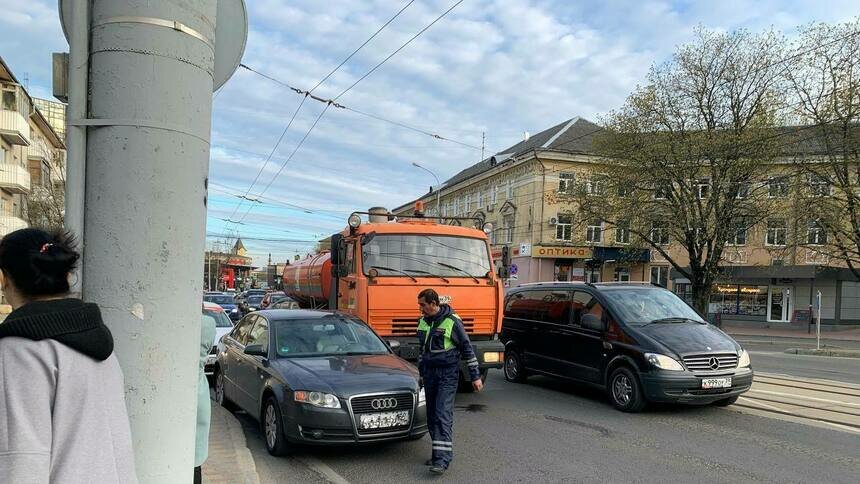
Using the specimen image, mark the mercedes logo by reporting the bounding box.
[708,357,720,370]
[371,398,397,410]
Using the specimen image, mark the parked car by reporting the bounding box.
[501,282,753,412]
[202,302,235,374]
[260,291,287,309]
[270,298,301,310]
[213,310,427,455]
[204,293,241,321]
[239,295,265,315]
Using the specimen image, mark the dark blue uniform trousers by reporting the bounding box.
[423,364,459,468]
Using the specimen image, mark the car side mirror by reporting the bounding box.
[244,344,267,357]
[387,340,401,351]
[581,314,603,331]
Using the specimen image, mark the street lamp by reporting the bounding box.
[412,162,441,222]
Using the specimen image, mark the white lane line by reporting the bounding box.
[738,396,784,412]
[298,456,351,484]
[747,389,860,408]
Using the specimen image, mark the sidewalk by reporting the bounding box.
[202,398,261,484]
[722,324,860,342]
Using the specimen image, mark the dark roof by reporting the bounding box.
[441,117,602,188]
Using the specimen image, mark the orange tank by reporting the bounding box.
[282,251,332,306]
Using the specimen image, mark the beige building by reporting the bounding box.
[395,117,860,328]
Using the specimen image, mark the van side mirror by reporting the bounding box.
[244,344,267,357]
[581,314,603,331]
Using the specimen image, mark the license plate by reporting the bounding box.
[359,410,410,430]
[701,377,732,389]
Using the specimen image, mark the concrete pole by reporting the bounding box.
[80,1,217,481]
[64,0,90,298]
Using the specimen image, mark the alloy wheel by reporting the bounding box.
[613,374,633,405]
[215,372,225,404]
[265,404,278,450]
[505,355,518,380]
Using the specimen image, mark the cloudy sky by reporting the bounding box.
[1,0,857,264]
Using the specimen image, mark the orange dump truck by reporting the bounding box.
[282,206,505,386]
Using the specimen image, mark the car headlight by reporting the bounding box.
[231,308,238,313]
[294,391,341,409]
[418,387,426,407]
[645,353,685,371]
[738,349,751,368]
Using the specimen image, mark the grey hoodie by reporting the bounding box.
[0,299,137,484]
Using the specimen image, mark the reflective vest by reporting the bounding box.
[418,315,459,353]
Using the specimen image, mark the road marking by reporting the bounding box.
[298,456,351,484]
[747,389,860,408]
[738,396,783,412]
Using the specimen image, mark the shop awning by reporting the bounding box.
[670,265,858,281]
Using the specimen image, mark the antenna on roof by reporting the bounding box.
[523,131,530,141]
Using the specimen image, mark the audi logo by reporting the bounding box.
[371,398,398,410]
[708,357,720,370]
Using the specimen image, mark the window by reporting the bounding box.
[443,203,450,217]
[362,234,491,278]
[807,219,827,245]
[571,291,605,328]
[728,220,747,246]
[465,194,472,213]
[246,318,269,352]
[617,183,632,198]
[734,182,750,199]
[650,266,669,287]
[492,185,498,205]
[232,315,257,345]
[1,88,17,111]
[273,317,389,357]
[503,214,514,244]
[615,220,630,244]
[558,172,575,194]
[477,191,483,208]
[506,180,513,199]
[650,223,670,245]
[345,241,356,274]
[556,214,573,241]
[766,219,787,246]
[614,267,630,282]
[694,178,710,199]
[586,220,603,243]
[586,175,607,196]
[453,198,460,216]
[505,290,572,325]
[809,174,832,197]
[653,183,670,200]
[768,176,789,198]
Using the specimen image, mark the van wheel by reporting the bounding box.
[504,350,528,383]
[713,396,739,407]
[608,367,646,413]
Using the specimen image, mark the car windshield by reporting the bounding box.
[274,317,390,357]
[202,308,233,328]
[362,234,491,278]
[204,295,234,305]
[247,295,264,304]
[599,288,705,325]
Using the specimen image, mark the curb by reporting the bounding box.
[784,348,860,358]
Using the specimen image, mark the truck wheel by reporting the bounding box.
[504,350,528,383]
[458,369,488,393]
[713,395,739,407]
[607,367,647,413]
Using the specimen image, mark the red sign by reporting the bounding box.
[492,247,521,259]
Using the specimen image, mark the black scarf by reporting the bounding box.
[0,298,114,361]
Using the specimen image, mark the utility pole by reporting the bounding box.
[59,1,246,482]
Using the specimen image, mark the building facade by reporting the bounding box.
[394,117,859,328]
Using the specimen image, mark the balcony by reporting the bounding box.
[0,109,31,146]
[0,215,28,237]
[27,140,51,163]
[0,164,31,193]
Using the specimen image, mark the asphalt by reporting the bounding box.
[235,369,859,484]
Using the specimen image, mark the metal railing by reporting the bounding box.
[0,109,31,146]
[0,164,32,193]
[0,215,28,237]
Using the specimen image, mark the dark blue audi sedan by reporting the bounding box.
[213,309,427,456]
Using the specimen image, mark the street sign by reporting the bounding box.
[519,243,532,256]
[510,263,518,275]
[59,0,247,90]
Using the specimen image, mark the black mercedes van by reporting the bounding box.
[501,282,752,412]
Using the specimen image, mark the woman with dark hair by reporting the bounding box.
[0,228,137,483]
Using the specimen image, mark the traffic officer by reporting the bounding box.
[416,288,482,475]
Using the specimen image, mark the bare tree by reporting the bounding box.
[559,28,789,314]
[785,19,860,276]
